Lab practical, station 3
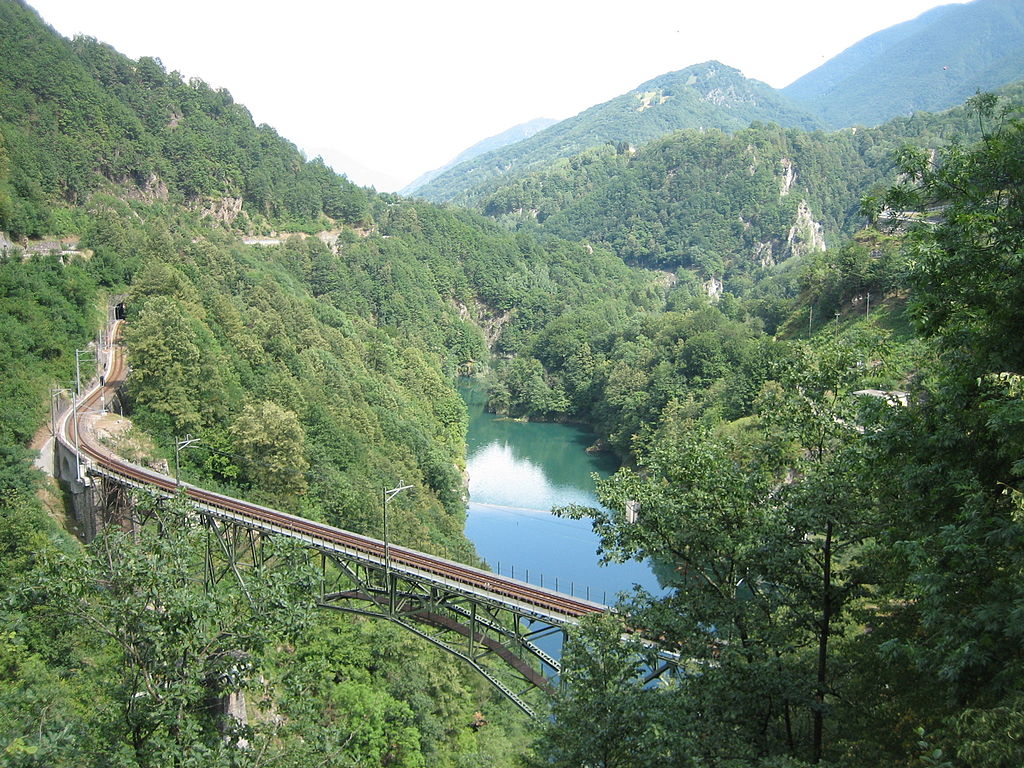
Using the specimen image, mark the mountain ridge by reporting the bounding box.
[783,0,1024,127]
[401,117,556,196]
[414,61,821,204]
[414,0,1024,206]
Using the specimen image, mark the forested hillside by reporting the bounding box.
[534,96,1024,768]
[468,87,1021,451]
[414,61,820,204]
[0,0,368,241]
[415,0,1023,211]
[0,1,653,763]
[476,88,1019,273]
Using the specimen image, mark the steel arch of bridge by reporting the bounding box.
[55,318,625,718]
[87,468,576,718]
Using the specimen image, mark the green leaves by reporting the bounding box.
[849,94,1024,761]
[230,400,309,504]
[887,106,1024,372]
[534,614,691,768]
[551,332,894,763]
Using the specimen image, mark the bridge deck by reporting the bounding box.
[57,320,607,626]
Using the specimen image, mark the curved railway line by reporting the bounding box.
[56,320,607,625]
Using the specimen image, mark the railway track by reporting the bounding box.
[57,320,606,624]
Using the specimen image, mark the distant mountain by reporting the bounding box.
[783,0,1024,128]
[401,118,556,196]
[415,62,821,204]
[472,85,1017,272]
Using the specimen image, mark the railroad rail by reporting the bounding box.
[54,319,608,715]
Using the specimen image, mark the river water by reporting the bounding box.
[460,383,661,606]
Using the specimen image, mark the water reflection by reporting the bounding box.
[461,382,660,604]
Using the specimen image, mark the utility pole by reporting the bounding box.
[626,499,640,524]
[174,435,202,487]
[383,483,413,575]
[74,351,82,481]
[73,348,94,483]
[50,387,68,437]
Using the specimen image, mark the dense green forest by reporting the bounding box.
[0,0,369,240]
[536,96,1024,768]
[472,89,1023,437]
[3,0,1024,765]
[474,90,1020,269]
[0,1,652,763]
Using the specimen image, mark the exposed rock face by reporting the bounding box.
[198,197,244,225]
[753,241,775,267]
[1,231,17,253]
[481,308,512,350]
[317,230,340,252]
[453,298,511,351]
[779,158,797,197]
[636,90,671,112]
[223,690,247,726]
[785,200,826,259]
[701,85,746,106]
[745,144,758,175]
[704,276,724,299]
[124,172,170,203]
[243,230,346,254]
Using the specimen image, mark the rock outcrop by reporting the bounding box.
[779,158,796,197]
[785,200,826,258]
[752,241,775,268]
[198,196,244,225]
[124,172,169,203]
[704,276,724,299]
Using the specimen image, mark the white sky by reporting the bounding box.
[28,0,958,191]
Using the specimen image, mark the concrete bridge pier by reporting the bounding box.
[54,439,138,542]
[54,438,101,541]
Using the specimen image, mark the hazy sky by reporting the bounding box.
[29,0,957,191]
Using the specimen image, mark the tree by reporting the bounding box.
[866,97,1024,760]
[229,400,309,505]
[487,357,568,419]
[531,614,689,768]
[124,296,211,435]
[16,496,317,767]
[876,93,1024,371]
[555,334,885,764]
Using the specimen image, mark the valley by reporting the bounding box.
[2,0,1023,765]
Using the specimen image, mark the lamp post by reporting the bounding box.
[51,387,70,437]
[383,483,413,575]
[73,348,95,483]
[174,434,201,487]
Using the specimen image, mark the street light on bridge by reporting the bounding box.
[73,347,96,484]
[383,483,413,574]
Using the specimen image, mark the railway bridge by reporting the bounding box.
[53,320,627,717]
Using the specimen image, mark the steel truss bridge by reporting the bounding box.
[55,320,639,717]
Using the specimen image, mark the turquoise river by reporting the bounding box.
[460,383,661,605]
